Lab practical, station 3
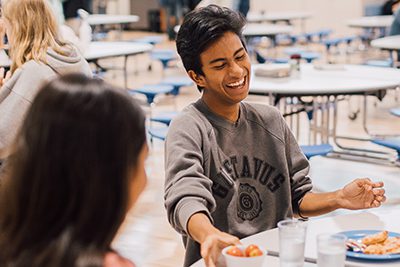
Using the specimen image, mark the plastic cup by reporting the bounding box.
[317,233,347,267]
[278,218,308,267]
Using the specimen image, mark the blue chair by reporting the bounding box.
[161,76,193,96]
[371,137,400,160]
[133,35,163,45]
[299,52,320,63]
[390,108,400,117]
[150,49,177,69]
[300,144,333,160]
[150,111,178,126]
[129,84,175,104]
[323,38,341,52]
[148,126,169,142]
[364,59,393,68]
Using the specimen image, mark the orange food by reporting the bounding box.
[227,244,264,257]
[362,231,388,246]
[226,246,244,257]
[245,244,260,257]
[248,248,263,257]
[361,231,400,255]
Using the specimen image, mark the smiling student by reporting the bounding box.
[164,5,386,267]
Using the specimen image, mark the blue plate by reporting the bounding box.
[338,230,400,261]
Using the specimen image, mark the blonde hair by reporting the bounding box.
[2,0,68,73]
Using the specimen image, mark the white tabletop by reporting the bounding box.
[190,254,317,267]
[243,23,293,37]
[84,41,153,61]
[371,35,400,51]
[347,15,393,29]
[242,207,400,266]
[249,64,400,96]
[0,42,153,68]
[247,11,312,23]
[87,14,139,26]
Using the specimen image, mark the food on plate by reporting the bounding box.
[226,244,264,257]
[358,231,400,255]
[362,230,388,245]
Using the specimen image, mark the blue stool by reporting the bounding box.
[390,108,400,117]
[300,52,320,63]
[364,59,393,68]
[255,50,288,64]
[275,34,292,45]
[161,76,193,96]
[150,111,178,126]
[300,144,333,160]
[371,137,400,160]
[339,36,357,45]
[323,38,341,52]
[284,47,305,55]
[133,35,163,45]
[151,49,177,69]
[129,84,174,104]
[148,126,169,141]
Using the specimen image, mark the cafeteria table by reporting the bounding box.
[249,63,400,163]
[247,11,312,32]
[84,42,153,88]
[241,207,400,267]
[347,16,393,30]
[243,24,293,45]
[371,35,400,67]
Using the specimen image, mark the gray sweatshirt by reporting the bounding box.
[164,99,313,267]
[0,46,92,150]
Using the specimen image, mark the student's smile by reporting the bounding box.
[193,31,251,116]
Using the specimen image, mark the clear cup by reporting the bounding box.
[317,233,347,267]
[278,218,307,267]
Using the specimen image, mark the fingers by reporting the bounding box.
[4,70,11,81]
[372,188,385,196]
[0,67,4,78]
[356,178,384,189]
[371,181,384,188]
[220,232,241,246]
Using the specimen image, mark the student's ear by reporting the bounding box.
[188,70,207,88]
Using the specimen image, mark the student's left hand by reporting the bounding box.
[337,178,386,209]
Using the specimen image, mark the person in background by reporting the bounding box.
[381,0,400,15]
[0,0,92,160]
[164,5,386,267]
[0,74,148,267]
[63,0,92,34]
[48,0,66,24]
[389,1,400,35]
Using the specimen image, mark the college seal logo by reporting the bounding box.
[237,183,262,221]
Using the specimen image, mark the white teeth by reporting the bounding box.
[227,78,245,87]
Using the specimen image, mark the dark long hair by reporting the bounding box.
[0,74,146,266]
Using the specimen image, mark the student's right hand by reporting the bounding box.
[187,212,241,267]
[200,231,241,267]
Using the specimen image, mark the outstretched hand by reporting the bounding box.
[338,178,386,210]
[201,231,241,267]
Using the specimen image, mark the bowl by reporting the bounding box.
[222,245,267,267]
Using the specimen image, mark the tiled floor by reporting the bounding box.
[99,31,400,267]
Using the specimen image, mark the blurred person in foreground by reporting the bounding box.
[0,74,147,267]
